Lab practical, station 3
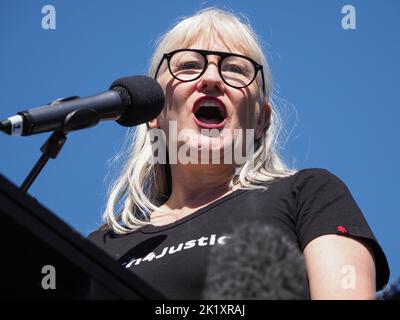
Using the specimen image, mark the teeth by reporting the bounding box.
[198,101,221,108]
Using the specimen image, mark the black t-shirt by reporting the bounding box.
[88,168,390,299]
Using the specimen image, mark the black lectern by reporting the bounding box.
[0,173,165,299]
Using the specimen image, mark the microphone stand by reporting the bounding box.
[20,108,100,193]
[21,131,67,193]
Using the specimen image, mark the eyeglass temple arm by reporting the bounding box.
[259,67,266,94]
[154,54,169,79]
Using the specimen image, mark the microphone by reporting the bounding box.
[0,75,165,136]
[203,223,309,300]
[377,277,400,300]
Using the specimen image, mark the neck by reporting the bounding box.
[165,163,237,210]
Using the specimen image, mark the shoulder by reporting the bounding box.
[238,168,346,203]
[268,168,345,187]
[87,227,113,248]
[289,167,349,192]
[87,225,145,248]
[264,168,348,197]
[292,167,342,182]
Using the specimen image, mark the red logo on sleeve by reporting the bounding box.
[336,225,348,234]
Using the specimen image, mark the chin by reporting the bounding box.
[195,136,236,165]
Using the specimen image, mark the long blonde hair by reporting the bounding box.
[102,8,297,234]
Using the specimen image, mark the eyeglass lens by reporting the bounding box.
[169,51,256,88]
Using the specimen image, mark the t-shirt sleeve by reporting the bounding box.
[293,168,390,290]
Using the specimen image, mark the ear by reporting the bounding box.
[255,102,271,140]
[148,117,160,129]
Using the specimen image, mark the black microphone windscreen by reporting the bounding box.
[110,76,164,127]
[203,223,309,300]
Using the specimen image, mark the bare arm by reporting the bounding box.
[303,234,376,299]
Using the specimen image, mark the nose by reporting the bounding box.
[196,60,226,93]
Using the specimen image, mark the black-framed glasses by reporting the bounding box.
[154,48,266,93]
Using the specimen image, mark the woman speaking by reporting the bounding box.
[89,8,389,299]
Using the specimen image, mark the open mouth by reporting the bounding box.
[192,97,227,129]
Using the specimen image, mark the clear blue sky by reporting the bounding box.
[0,1,399,286]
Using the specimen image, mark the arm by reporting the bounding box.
[303,234,376,299]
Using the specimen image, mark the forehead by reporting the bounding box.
[183,35,250,58]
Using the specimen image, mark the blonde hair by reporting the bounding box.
[102,8,297,234]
